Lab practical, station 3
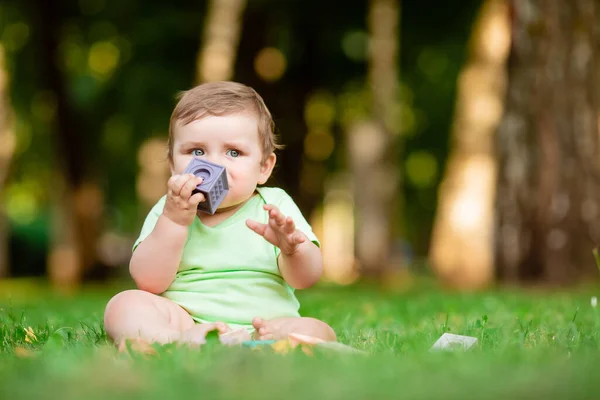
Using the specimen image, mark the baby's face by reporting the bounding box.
[171,112,275,209]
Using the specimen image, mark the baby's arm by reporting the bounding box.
[130,173,204,293]
[246,204,323,289]
[278,235,323,289]
[129,216,188,293]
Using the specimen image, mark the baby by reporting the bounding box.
[104,81,336,347]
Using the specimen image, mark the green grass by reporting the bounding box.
[1,279,600,399]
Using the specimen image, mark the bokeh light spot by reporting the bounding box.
[4,183,40,225]
[305,91,336,127]
[88,41,120,79]
[254,47,286,82]
[406,151,438,188]
[304,130,335,161]
[2,22,30,52]
[342,30,368,62]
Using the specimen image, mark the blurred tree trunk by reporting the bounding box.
[196,0,247,83]
[35,0,103,289]
[0,44,16,278]
[349,0,400,279]
[496,0,600,284]
[429,0,510,289]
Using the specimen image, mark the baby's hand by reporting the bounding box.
[163,173,205,226]
[246,204,307,256]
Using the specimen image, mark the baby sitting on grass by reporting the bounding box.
[104,81,336,348]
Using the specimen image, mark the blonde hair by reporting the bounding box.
[168,81,283,163]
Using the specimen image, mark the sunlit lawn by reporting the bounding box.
[1,277,599,399]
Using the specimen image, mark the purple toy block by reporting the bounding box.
[183,158,229,214]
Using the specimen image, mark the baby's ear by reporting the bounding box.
[258,153,276,184]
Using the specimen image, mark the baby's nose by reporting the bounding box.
[205,154,225,166]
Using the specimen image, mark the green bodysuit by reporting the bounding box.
[133,187,320,332]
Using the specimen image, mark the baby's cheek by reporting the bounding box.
[227,169,246,182]
[173,158,191,174]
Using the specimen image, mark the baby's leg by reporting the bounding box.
[252,317,336,342]
[104,289,228,347]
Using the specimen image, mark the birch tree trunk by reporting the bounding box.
[349,0,400,279]
[196,0,247,83]
[496,0,600,284]
[429,0,510,288]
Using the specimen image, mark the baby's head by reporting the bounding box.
[168,81,282,208]
[168,81,282,165]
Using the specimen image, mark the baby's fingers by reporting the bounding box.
[169,174,193,195]
[180,176,203,200]
[189,191,205,206]
[285,232,305,245]
[167,175,180,197]
[246,219,268,236]
[264,204,286,226]
[283,216,296,234]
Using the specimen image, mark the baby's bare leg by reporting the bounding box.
[104,289,228,346]
[252,317,336,342]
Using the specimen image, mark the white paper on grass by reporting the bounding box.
[430,333,478,351]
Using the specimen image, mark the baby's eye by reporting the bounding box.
[192,149,205,157]
[226,149,240,158]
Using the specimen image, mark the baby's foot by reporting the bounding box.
[179,322,230,346]
[252,317,284,340]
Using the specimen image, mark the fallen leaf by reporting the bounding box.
[24,327,37,344]
[271,340,293,354]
